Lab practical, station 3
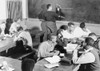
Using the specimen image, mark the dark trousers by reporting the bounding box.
[41,21,57,41]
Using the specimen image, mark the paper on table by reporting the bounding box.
[64,44,78,51]
[44,63,59,68]
[45,55,61,64]
[0,60,15,71]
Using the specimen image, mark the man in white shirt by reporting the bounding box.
[61,22,75,39]
[72,37,100,71]
[38,35,59,60]
[9,21,20,34]
[88,32,97,41]
[14,26,33,50]
[72,26,84,38]
[17,19,27,30]
[72,22,91,39]
[79,22,91,37]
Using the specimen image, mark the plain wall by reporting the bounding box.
[0,0,7,20]
[26,18,100,36]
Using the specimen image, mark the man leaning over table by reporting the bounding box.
[38,34,59,60]
[72,37,100,71]
[14,26,33,51]
[60,22,82,43]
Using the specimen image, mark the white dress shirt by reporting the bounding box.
[82,28,91,37]
[73,27,84,38]
[14,30,32,47]
[72,48,95,64]
[9,22,20,34]
[61,30,74,39]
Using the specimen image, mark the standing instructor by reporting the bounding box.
[38,4,59,41]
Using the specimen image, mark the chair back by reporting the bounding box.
[22,58,35,71]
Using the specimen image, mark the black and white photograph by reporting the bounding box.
[0,0,100,71]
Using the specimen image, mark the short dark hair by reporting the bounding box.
[6,18,13,24]
[17,26,23,32]
[47,34,56,41]
[88,32,96,36]
[68,22,74,26]
[47,4,51,9]
[62,38,68,47]
[60,25,68,30]
[85,37,94,46]
[80,22,85,28]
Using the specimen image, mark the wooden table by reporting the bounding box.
[34,59,80,71]
[0,37,15,52]
[0,56,21,71]
[34,43,81,71]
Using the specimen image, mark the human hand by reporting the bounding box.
[54,50,60,55]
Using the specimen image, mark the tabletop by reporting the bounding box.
[0,56,21,71]
[0,37,15,52]
[34,59,80,71]
[34,43,80,71]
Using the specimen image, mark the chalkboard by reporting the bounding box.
[28,0,100,24]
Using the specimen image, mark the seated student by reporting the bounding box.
[58,23,80,43]
[88,33,100,54]
[56,25,67,54]
[38,34,59,60]
[17,19,27,30]
[79,22,91,37]
[14,26,33,51]
[72,25,84,38]
[4,18,13,34]
[88,32,97,41]
[72,22,90,39]
[93,37,100,52]
[9,19,20,35]
[60,22,75,39]
[57,25,68,39]
[55,38,68,54]
[72,37,100,71]
[65,22,82,43]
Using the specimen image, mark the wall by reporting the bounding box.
[26,18,100,36]
[22,0,28,19]
[0,0,7,21]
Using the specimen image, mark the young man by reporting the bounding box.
[38,4,59,41]
[38,34,59,59]
[79,22,91,37]
[14,26,33,50]
[72,37,100,71]
[72,22,91,39]
[88,33,97,41]
[88,32,100,51]
[61,22,75,39]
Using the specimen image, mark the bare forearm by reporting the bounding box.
[45,52,55,57]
